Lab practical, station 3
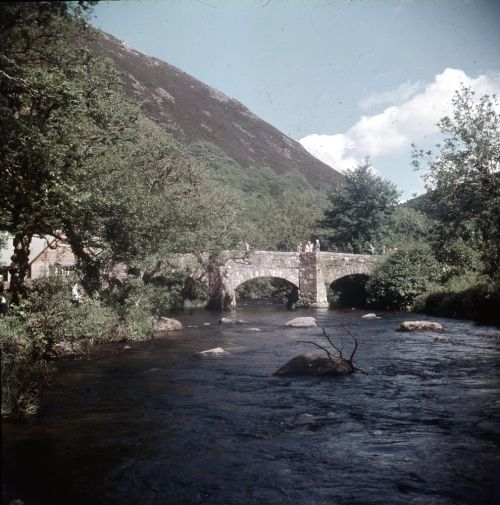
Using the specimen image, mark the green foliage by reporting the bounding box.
[386,206,433,250]
[429,223,483,281]
[0,4,242,299]
[5,275,117,354]
[366,245,440,311]
[322,159,400,253]
[189,141,315,198]
[423,283,500,323]
[0,274,117,416]
[413,86,500,280]
[243,190,328,251]
[295,293,314,309]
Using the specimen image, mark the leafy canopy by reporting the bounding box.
[321,159,400,253]
[412,86,500,280]
[0,2,241,297]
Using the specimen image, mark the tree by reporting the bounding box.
[321,159,400,253]
[366,244,440,311]
[0,2,242,301]
[412,86,500,280]
[243,190,328,251]
[385,206,433,250]
[0,2,136,299]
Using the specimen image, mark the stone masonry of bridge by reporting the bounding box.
[203,251,379,309]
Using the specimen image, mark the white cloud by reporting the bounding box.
[299,68,500,173]
[359,80,424,110]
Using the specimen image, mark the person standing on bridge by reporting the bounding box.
[314,239,320,252]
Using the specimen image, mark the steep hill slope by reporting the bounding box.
[89,32,343,191]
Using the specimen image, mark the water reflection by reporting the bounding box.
[2,306,500,504]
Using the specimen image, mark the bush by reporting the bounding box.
[0,275,118,416]
[366,245,440,311]
[295,293,314,309]
[423,282,500,323]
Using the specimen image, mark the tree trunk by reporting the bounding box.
[63,225,101,295]
[9,232,33,304]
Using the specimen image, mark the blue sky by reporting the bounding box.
[91,0,500,199]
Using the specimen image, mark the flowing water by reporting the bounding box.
[2,305,500,505]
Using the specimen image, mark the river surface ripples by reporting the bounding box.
[2,305,500,504]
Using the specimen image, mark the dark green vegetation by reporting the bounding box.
[321,158,400,254]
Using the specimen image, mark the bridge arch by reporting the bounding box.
[223,268,300,309]
[233,275,299,306]
[328,273,369,308]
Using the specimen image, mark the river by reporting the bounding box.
[2,305,500,505]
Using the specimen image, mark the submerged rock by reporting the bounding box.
[51,341,82,357]
[273,352,354,377]
[199,347,228,356]
[154,317,183,332]
[285,317,317,328]
[219,317,246,325]
[398,321,443,332]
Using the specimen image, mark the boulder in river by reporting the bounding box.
[361,313,380,319]
[220,317,247,325]
[51,340,83,357]
[154,317,183,332]
[398,321,443,332]
[285,317,317,328]
[273,352,354,377]
[199,347,228,356]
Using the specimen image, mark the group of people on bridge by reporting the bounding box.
[297,239,320,253]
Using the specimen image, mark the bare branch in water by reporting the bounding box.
[340,324,359,362]
[297,340,338,365]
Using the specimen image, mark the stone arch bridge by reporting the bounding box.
[175,251,379,309]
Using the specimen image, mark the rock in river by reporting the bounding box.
[398,321,444,332]
[285,317,317,328]
[154,317,183,332]
[273,352,354,377]
[220,317,247,325]
[199,347,228,356]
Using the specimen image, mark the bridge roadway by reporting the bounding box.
[173,250,379,310]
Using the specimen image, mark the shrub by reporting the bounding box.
[423,283,500,323]
[366,245,440,311]
[295,293,314,309]
[0,275,117,416]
